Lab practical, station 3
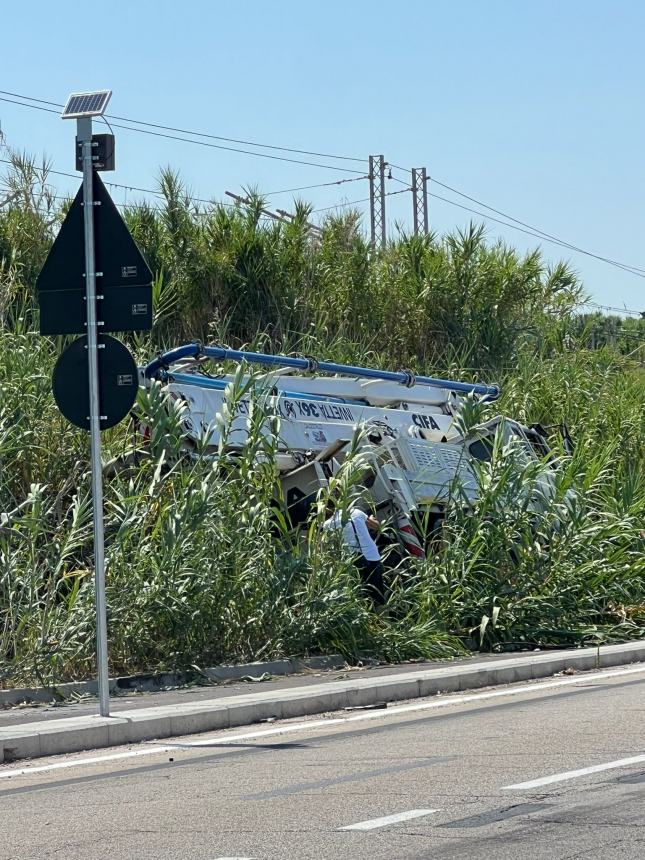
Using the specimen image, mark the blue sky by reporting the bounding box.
[1,0,643,313]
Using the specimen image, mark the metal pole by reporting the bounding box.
[411,168,429,236]
[379,156,387,248]
[412,169,419,235]
[421,167,429,235]
[368,156,376,246]
[368,156,386,249]
[78,116,110,717]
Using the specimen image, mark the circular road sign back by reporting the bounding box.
[52,335,139,430]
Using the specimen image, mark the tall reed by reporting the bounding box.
[0,151,643,687]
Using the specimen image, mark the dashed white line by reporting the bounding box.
[502,752,645,790]
[1,663,644,780]
[339,808,440,830]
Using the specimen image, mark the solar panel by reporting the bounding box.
[62,90,112,119]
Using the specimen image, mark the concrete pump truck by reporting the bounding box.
[136,344,569,558]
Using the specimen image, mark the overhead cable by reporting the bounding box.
[0,156,369,214]
[313,187,410,213]
[0,90,366,167]
[389,166,645,278]
[428,176,645,276]
[264,175,370,196]
[3,91,644,279]
[0,95,363,173]
[581,301,644,317]
[426,190,645,280]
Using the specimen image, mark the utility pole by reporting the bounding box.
[368,155,387,248]
[411,167,429,236]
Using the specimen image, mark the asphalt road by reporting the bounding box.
[1,665,644,859]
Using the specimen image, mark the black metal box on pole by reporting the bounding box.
[75,134,115,172]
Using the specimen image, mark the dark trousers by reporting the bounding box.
[356,558,385,605]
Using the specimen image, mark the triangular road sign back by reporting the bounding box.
[37,173,153,334]
[37,172,152,292]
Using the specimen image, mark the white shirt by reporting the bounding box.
[323,509,381,562]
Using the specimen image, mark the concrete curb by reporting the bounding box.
[0,655,346,707]
[1,641,644,763]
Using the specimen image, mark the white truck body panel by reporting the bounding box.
[167,378,460,455]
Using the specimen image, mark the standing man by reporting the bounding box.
[323,504,385,604]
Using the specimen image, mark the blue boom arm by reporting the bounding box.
[143,343,500,400]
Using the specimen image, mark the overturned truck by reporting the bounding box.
[140,345,568,557]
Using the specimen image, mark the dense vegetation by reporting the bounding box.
[1,152,644,688]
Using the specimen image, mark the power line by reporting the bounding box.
[3,90,644,281]
[0,96,60,117]
[1,155,345,223]
[390,165,645,278]
[0,156,371,223]
[428,176,645,276]
[313,187,410,213]
[581,301,644,317]
[9,141,640,283]
[426,188,581,244]
[426,190,645,281]
[264,175,369,196]
[0,89,367,163]
[105,118,366,165]
[313,195,369,212]
[399,167,645,288]
[1,155,240,209]
[0,91,61,108]
[21,196,278,226]
[4,153,643,313]
[0,90,365,169]
[0,154,368,209]
[0,95,363,174]
[104,117,366,174]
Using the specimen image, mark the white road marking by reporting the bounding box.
[0,718,344,779]
[1,663,644,780]
[502,752,645,790]
[339,808,440,830]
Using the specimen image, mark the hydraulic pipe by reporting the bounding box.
[144,343,500,399]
